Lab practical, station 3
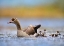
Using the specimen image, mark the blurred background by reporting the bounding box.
[0,0,64,18]
[0,1,64,46]
[0,0,64,34]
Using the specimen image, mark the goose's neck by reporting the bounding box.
[16,22,21,30]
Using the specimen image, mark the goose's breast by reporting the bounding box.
[17,30,29,37]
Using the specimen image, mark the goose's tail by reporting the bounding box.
[34,24,41,33]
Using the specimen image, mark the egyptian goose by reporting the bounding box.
[39,29,47,37]
[49,31,61,37]
[35,31,43,37]
[8,18,41,37]
[34,29,47,37]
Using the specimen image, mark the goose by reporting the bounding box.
[56,31,61,35]
[8,18,41,37]
[54,31,61,37]
[34,29,47,37]
[36,31,43,37]
[33,31,45,37]
[39,29,47,37]
[49,31,61,37]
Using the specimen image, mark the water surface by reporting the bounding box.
[0,18,64,46]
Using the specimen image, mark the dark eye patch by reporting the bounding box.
[12,18,15,21]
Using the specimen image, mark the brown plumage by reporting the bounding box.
[8,18,41,37]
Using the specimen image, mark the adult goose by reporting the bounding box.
[8,18,41,37]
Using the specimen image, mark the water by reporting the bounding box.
[0,36,64,46]
[0,18,64,28]
[0,18,64,46]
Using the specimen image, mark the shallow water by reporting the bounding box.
[0,18,64,46]
[0,36,64,46]
[0,29,64,46]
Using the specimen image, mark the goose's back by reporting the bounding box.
[24,26,35,35]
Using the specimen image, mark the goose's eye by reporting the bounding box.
[12,18,15,21]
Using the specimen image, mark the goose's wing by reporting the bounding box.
[23,28,27,32]
[23,26,35,35]
[23,24,41,35]
[23,25,32,32]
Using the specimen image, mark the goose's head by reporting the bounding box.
[56,31,59,33]
[8,18,19,24]
[56,31,61,35]
[44,29,46,31]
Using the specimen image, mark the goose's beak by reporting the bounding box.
[7,20,13,24]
